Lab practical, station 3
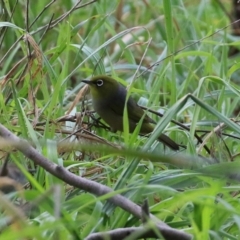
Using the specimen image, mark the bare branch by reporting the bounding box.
[86,225,192,240]
[0,124,192,240]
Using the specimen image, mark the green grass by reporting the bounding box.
[1,0,240,239]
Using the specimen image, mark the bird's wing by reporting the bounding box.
[108,84,155,124]
[127,97,156,124]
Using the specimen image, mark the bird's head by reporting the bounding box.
[82,75,120,100]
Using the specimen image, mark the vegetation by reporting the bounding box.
[0,0,240,239]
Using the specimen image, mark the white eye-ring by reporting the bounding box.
[96,79,103,87]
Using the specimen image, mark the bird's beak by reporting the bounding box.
[82,80,91,84]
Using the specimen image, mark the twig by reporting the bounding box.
[29,0,56,29]
[0,124,192,240]
[137,19,240,78]
[140,106,210,153]
[38,14,55,45]
[197,122,226,155]
[29,0,98,36]
[0,36,23,66]
[85,225,191,240]
[75,0,98,9]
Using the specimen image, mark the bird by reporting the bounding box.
[82,75,179,150]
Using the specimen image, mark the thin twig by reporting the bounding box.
[140,106,210,154]
[0,124,192,240]
[0,36,23,66]
[85,225,191,240]
[38,14,55,44]
[29,0,98,36]
[75,0,98,9]
[29,0,56,29]
[137,19,240,78]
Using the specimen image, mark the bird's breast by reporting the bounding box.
[92,97,135,132]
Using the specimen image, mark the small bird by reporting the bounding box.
[82,75,179,150]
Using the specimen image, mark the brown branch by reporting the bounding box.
[0,124,192,240]
[85,225,192,240]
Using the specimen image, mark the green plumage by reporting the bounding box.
[82,75,179,150]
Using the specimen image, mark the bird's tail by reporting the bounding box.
[140,123,179,150]
[158,134,179,150]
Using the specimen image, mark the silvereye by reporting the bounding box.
[82,75,179,150]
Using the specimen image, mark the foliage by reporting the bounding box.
[0,0,240,239]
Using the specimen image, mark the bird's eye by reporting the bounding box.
[96,79,103,87]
